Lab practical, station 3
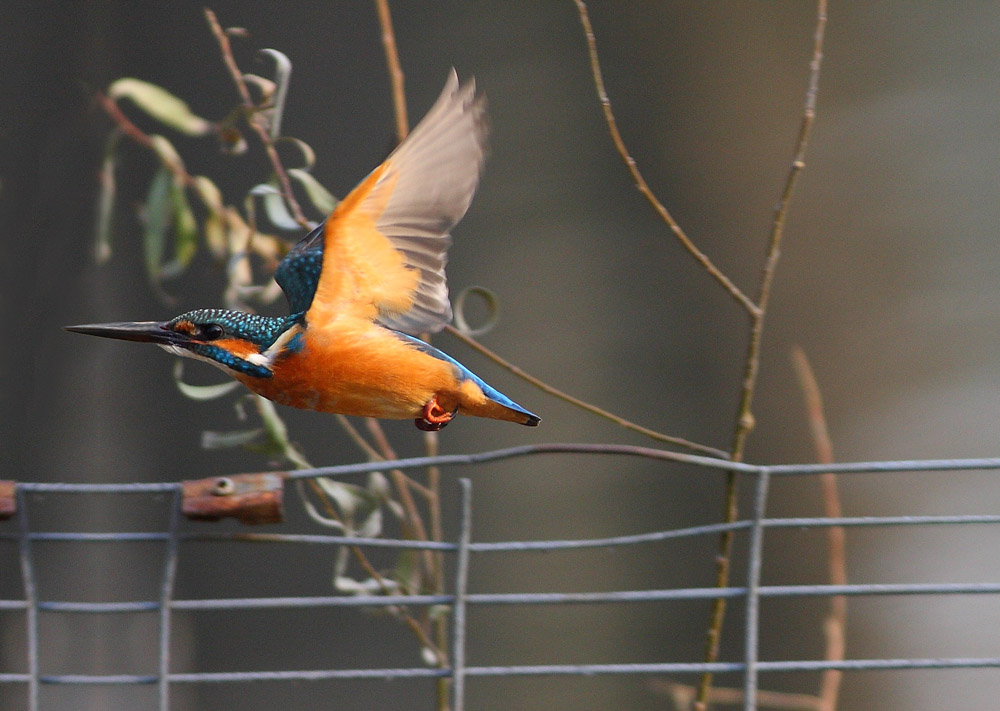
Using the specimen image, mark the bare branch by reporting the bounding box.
[446,325,729,459]
[696,3,828,708]
[572,0,758,316]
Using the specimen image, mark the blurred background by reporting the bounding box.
[3,2,1000,710]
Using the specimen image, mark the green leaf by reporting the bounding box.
[249,182,299,230]
[203,212,227,259]
[259,48,292,139]
[172,361,242,400]
[192,175,223,212]
[241,73,276,103]
[141,167,172,281]
[201,428,264,450]
[288,168,337,214]
[276,136,316,171]
[108,78,212,136]
[149,134,185,173]
[160,182,198,279]
[94,133,119,263]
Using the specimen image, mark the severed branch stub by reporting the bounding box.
[182,472,285,524]
[0,481,15,519]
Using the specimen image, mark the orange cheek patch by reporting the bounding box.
[172,320,197,335]
[214,338,259,359]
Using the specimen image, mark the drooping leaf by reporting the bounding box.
[288,168,337,214]
[241,74,276,104]
[276,136,316,170]
[172,361,242,400]
[141,167,172,281]
[108,78,212,136]
[249,182,299,230]
[159,181,198,279]
[192,175,223,212]
[149,134,185,174]
[259,48,292,139]
[201,428,264,450]
[94,133,119,263]
[203,212,227,259]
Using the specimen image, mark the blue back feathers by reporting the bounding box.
[274,222,325,315]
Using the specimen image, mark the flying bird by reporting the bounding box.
[68,71,539,432]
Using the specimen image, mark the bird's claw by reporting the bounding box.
[415,397,455,431]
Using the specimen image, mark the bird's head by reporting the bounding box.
[66,308,303,379]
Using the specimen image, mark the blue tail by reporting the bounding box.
[393,331,540,426]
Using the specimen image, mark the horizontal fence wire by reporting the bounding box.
[3,448,1000,711]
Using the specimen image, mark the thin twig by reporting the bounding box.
[374,0,409,142]
[301,478,446,666]
[651,680,822,711]
[791,346,845,711]
[370,10,450,699]
[446,325,728,459]
[572,0,758,316]
[695,3,827,709]
[204,8,310,228]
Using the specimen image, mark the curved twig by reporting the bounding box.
[446,325,728,459]
[204,9,310,228]
[695,3,828,709]
[573,0,758,317]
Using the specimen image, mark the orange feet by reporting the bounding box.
[415,396,455,431]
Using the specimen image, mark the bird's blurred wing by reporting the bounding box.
[303,70,487,333]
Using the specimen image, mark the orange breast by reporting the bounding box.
[236,319,462,419]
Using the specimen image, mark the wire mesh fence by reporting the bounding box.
[3,450,1000,710]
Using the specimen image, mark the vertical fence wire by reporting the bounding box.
[16,488,40,711]
[158,488,182,711]
[742,467,771,711]
[450,478,473,711]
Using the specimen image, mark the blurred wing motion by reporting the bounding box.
[275,69,487,334]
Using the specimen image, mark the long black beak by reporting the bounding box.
[65,321,189,346]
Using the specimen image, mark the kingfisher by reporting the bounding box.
[68,71,539,432]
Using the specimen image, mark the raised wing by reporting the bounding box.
[282,70,487,334]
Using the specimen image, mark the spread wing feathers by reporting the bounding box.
[307,70,488,334]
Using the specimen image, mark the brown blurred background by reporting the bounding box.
[3,2,1000,710]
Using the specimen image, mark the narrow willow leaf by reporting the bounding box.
[454,286,500,336]
[356,507,383,538]
[393,550,422,594]
[141,167,172,281]
[192,175,223,212]
[94,134,119,263]
[160,182,198,280]
[316,479,366,518]
[242,73,276,103]
[335,576,388,595]
[172,361,241,400]
[259,48,292,139]
[201,428,264,450]
[203,212,226,259]
[288,168,337,214]
[249,182,299,230]
[149,134,185,173]
[276,136,316,171]
[300,494,345,530]
[108,78,212,136]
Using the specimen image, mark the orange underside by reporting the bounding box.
[235,319,519,422]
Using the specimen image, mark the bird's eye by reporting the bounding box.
[202,324,225,341]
